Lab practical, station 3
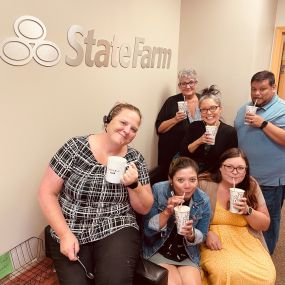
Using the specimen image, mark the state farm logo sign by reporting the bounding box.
[0,16,60,66]
[0,15,172,69]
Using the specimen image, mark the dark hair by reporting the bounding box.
[199,85,222,107]
[169,157,199,179]
[199,148,258,208]
[251,70,275,86]
[103,102,142,124]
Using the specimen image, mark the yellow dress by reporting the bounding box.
[200,201,276,285]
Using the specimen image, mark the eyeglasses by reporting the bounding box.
[223,164,247,174]
[200,105,219,114]
[179,80,198,88]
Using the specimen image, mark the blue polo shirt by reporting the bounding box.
[234,94,285,186]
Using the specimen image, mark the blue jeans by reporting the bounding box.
[261,185,285,255]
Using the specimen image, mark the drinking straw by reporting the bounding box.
[254,99,258,107]
[232,178,236,189]
[179,192,185,209]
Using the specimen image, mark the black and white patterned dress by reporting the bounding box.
[49,136,150,244]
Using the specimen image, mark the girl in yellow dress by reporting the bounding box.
[198,148,276,285]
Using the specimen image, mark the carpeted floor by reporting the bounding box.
[272,206,285,285]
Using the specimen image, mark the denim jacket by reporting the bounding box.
[143,181,211,266]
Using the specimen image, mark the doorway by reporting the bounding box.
[271,26,285,99]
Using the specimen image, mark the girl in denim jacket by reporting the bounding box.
[143,157,211,285]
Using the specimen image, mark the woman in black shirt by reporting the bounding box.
[155,68,201,181]
[180,85,238,173]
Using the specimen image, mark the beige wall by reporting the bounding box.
[276,0,285,25]
[0,0,181,252]
[1,0,283,256]
[178,0,277,125]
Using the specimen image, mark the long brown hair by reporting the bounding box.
[199,148,258,208]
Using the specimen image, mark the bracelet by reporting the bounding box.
[161,210,171,218]
[127,181,139,189]
[186,228,195,242]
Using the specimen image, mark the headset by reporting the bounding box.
[103,104,121,124]
[103,114,111,124]
[103,103,138,125]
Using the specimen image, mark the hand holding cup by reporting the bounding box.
[106,156,128,184]
[244,105,257,125]
[175,110,187,122]
[199,132,213,145]
[181,220,194,239]
[229,187,245,213]
[174,205,190,235]
[232,197,249,215]
[106,156,137,185]
[122,162,138,186]
[203,132,215,145]
[205,125,218,145]
[177,101,188,114]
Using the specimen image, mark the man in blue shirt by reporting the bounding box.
[235,70,285,255]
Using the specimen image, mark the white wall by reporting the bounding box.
[178,0,277,125]
[0,0,181,253]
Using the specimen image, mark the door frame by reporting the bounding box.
[271,26,285,89]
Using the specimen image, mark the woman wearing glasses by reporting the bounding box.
[155,68,201,182]
[180,85,237,173]
[198,148,276,284]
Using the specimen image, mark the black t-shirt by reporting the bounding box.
[180,121,238,173]
[156,93,200,167]
[158,224,188,262]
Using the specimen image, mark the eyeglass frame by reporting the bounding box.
[200,105,220,114]
[222,164,247,174]
[179,80,198,88]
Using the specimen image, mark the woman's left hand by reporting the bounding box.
[181,220,194,240]
[235,197,249,215]
[122,162,138,186]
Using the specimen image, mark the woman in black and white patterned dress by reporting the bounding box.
[39,103,154,285]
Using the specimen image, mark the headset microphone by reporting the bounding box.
[103,115,109,124]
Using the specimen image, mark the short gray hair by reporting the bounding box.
[178,68,197,81]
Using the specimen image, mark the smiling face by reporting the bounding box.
[106,108,141,146]
[178,76,198,99]
[219,156,247,187]
[170,167,198,200]
[199,98,221,125]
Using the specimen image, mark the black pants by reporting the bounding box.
[48,227,140,285]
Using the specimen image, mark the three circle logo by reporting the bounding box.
[0,15,61,66]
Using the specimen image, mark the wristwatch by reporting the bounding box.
[260,120,268,129]
[245,207,253,216]
[127,181,139,189]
